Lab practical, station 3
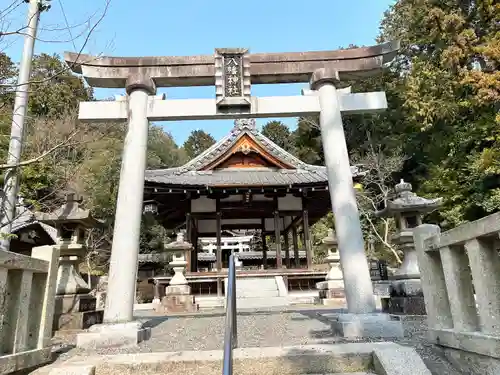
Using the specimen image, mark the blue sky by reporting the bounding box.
[5,0,394,145]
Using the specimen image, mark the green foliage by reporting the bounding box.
[310,212,333,264]
[261,121,296,153]
[28,54,93,117]
[183,129,216,159]
[293,116,324,165]
[377,0,500,229]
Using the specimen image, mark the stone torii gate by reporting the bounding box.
[66,42,400,347]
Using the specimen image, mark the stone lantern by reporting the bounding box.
[315,229,345,306]
[154,231,198,313]
[36,193,104,330]
[376,179,442,314]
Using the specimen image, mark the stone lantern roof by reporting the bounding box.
[322,229,338,247]
[164,231,193,252]
[375,179,442,218]
[35,193,104,228]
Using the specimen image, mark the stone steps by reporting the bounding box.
[196,296,224,309]
[225,276,289,309]
[236,289,280,298]
[235,296,289,309]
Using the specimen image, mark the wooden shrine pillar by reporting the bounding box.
[274,209,282,269]
[284,229,290,268]
[302,207,313,269]
[216,199,222,272]
[261,218,268,269]
[292,225,300,268]
[186,212,193,272]
[192,220,199,272]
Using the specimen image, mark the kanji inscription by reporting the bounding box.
[215,48,251,109]
[224,55,243,97]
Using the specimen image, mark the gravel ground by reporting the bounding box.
[51,308,462,375]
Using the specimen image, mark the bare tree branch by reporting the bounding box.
[0,130,78,169]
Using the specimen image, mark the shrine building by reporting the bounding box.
[143,118,363,273]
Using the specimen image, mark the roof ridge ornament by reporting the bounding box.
[233,118,256,132]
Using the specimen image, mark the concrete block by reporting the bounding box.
[321,313,404,338]
[373,345,432,375]
[49,365,96,375]
[0,348,51,374]
[50,342,431,375]
[76,321,151,349]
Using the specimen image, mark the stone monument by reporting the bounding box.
[316,229,345,305]
[154,231,198,313]
[36,193,104,330]
[376,179,442,315]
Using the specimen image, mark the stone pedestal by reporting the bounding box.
[76,321,151,349]
[383,278,426,315]
[155,284,199,313]
[382,245,426,315]
[320,312,404,338]
[316,230,345,306]
[53,294,103,330]
[53,255,103,330]
[316,280,345,305]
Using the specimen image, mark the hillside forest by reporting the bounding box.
[0,1,498,270]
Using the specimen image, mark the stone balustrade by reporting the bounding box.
[414,215,500,367]
[0,245,60,373]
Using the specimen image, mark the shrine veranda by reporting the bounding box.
[65,42,399,339]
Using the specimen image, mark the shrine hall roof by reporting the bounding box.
[145,119,363,187]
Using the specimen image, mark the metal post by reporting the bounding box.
[223,254,237,375]
[0,0,45,250]
[231,254,237,348]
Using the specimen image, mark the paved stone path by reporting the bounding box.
[51,308,461,375]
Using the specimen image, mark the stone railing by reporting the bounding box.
[0,245,59,374]
[414,215,500,363]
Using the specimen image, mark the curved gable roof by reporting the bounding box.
[145,119,363,187]
[178,119,316,172]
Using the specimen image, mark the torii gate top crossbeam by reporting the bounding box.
[64,41,399,88]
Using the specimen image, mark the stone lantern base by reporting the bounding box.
[154,285,199,314]
[51,251,104,330]
[53,294,104,330]
[382,279,426,315]
[316,279,345,306]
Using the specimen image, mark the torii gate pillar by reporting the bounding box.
[311,68,376,314]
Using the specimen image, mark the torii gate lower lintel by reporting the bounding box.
[66,42,399,339]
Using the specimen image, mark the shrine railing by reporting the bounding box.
[0,245,60,373]
[413,214,500,360]
[222,253,238,375]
